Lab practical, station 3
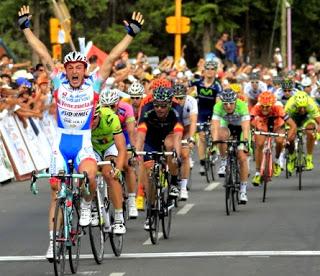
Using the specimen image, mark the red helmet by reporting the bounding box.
[149,78,172,91]
[258,91,276,106]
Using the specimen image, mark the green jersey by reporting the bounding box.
[212,99,250,127]
[91,107,122,154]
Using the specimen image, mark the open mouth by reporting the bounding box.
[72,76,79,82]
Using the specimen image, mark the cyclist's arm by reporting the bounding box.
[241,119,250,141]
[315,116,320,133]
[114,132,127,171]
[173,123,184,157]
[211,117,221,141]
[189,113,197,138]
[285,117,297,141]
[126,120,136,146]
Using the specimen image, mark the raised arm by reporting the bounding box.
[99,11,144,81]
[18,5,54,73]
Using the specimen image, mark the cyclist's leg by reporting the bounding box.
[216,126,229,177]
[165,133,180,197]
[252,132,266,185]
[237,130,249,202]
[197,111,211,174]
[303,119,317,170]
[273,127,286,176]
[179,135,190,200]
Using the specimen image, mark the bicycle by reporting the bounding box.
[30,160,89,276]
[197,122,217,183]
[135,150,176,244]
[214,139,243,216]
[89,159,127,263]
[255,130,286,202]
[285,127,315,190]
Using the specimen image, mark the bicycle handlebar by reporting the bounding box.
[254,131,286,138]
[135,151,176,157]
[213,139,246,145]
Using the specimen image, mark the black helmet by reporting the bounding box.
[173,83,187,96]
[220,89,237,103]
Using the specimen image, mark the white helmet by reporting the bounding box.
[128,81,144,96]
[99,87,120,106]
[64,51,88,67]
[301,77,312,87]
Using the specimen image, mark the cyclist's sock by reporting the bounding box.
[49,231,53,240]
[128,193,136,206]
[240,182,247,193]
[114,209,124,223]
[200,159,205,166]
[180,179,188,190]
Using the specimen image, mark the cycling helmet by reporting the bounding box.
[153,86,173,102]
[301,77,312,87]
[258,91,276,106]
[173,83,187,96]
[99,87,120,106]
[220,89,237,103]
[294,91,309,108]
[272,75,283,85]
[229,83,242,94]
[64,51,88,67]
[149,78,172,91]
[281,79,294,90]
[128,81,144,96]
[204,60,218,70]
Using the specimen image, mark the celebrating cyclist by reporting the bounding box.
[18,5,144,259]
[99,88,138,219]
[250,91,296,185]
[211,89,250,203]
[285,91,320,173]
[91,103,127,234]
[190,60,222,175]
[136,86,183,229]
[172,83,198,200]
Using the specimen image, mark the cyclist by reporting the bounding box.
[127,81,145,121]
[285,91,320,172]
[18,5,144,259]
[190,60,222,175]
[275,78,298,105]
[244,72,268,109]
[211,89,250,203]
[136,86,183,229]
[172,83,198,200]
[99,88,138,219]
[250,91,296,185]
[91,103,127,234]
[300,77,313,95]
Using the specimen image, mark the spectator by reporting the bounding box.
[273,47,283,73]
[214,32,229,61]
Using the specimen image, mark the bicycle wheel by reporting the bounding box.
[89,196,105,264]
[209,152,217,181]
[68,196,81,273]
[187,167,192,191]
[296,139,304,191]
[148,197,159,244]
[285,148,290,178]
[204,151,211,183]
[225,164,233,216]
[262,151,271,202]
[109,203,123,257]
[53,198,67,276]
[161,172,172,239]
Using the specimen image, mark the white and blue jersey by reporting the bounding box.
[49,70,102,173]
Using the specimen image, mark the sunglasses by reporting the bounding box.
[223,102,235,105]
[205,67,216,70]
[154,103,169,109]
[251,81,259,84]
[131,96,142,100]
[261,105,272,109]
[104,104,117,109]
[284,89,291,92]
[174,96,185,100]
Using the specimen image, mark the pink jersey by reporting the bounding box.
[116,101,135,131]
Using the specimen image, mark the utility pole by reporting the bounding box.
[286,1,292,70]
[281,0,287,68]
[32,0,40,65]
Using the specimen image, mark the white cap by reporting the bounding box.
[12,69,34,80]
[301,77,312,87]
[152,68,161,76]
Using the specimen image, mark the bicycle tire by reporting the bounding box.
[187,168,192,191]
[68,196,81,273]
[285,148,290,179]
[89,196,105,264]
[204,151,211,183]
[161,172,172,239]
[262,151,271,202]
[225,165,232,216]
[109,203,123,257]
[297,138,304,191]
[209,153,216,181]
[53,198,67,276]
[148,196,160,244]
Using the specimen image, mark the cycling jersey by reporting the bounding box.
[190,78,222,122]
[49,70,102,173]
[212,99,250,127]
[138,102,184,150]
[181,95,198,126]
[91,107,123,158]
[274,87,298,105]
[285,95,320,123]
[251,103,289,131]
[244,81,268,100]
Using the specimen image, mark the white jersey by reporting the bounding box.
[182,95,198,126]
[244,81,268,100]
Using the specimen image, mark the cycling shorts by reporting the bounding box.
[94,143,118,162]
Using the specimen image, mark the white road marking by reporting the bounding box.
[3,251,320,261]
[143,232,163,245]
[204,182,220,191]
[46,272,100,275]
[177,203,194,215]
[110,273,125,276]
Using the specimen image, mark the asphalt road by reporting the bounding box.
[1,149,320,276]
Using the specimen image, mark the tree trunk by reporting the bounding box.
[202,25,211,56]
[32,0,40,66]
